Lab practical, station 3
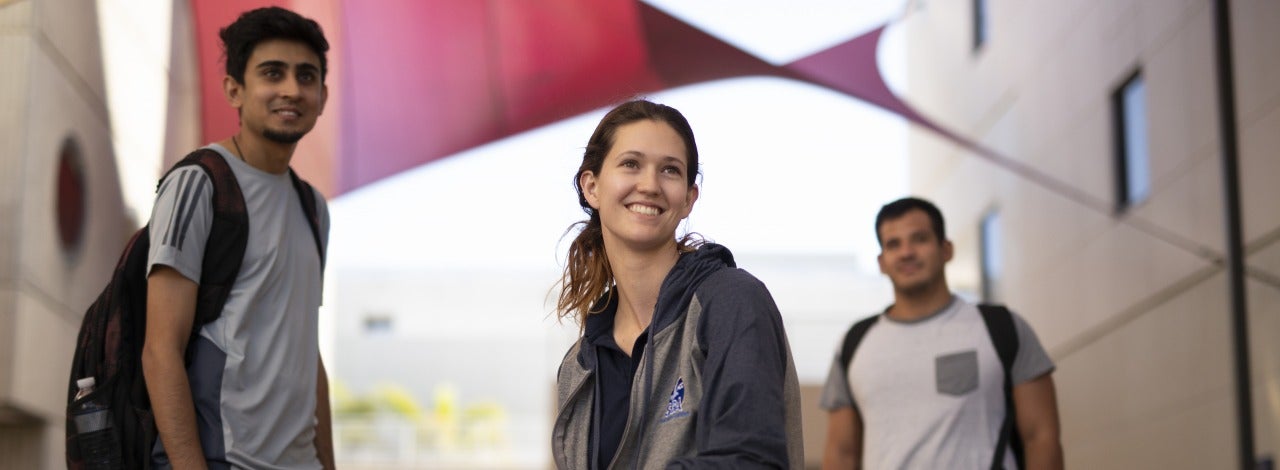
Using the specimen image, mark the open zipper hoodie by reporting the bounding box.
[552,243,803,469]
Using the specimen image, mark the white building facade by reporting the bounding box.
[901,0,1280,467]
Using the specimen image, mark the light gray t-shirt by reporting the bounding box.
[147,144,329,469]
[820,297,1054,470]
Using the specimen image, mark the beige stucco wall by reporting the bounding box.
[902,0,1280,467]
[0,0,130,466]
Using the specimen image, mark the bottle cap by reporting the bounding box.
[76,377,95,389]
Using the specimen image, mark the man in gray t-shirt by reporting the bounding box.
[820,197,1064,470]
[140,7,336,469]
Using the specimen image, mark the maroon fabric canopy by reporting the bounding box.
[192,0,970,197]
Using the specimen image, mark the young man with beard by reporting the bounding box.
[140,7,334,469]
[821,197,1063,469]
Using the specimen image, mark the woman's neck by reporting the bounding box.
[605,239,680,353]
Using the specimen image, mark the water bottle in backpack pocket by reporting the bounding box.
[71,377,123,470]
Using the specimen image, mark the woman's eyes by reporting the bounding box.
[616,159,683,176]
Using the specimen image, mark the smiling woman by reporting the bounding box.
[557,101,703,321]
[551,99,805,469]
[581,120,698,254]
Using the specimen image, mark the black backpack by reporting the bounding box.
[65,149,323,469]
[837,304,1023,470]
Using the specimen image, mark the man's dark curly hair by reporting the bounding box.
[220,6,329,84]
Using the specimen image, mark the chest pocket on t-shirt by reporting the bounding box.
[935,350,978,396]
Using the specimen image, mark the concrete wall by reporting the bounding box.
[0,0,130,466]
[902,0,1280,467]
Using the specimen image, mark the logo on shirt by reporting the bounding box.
[661,377,689,422]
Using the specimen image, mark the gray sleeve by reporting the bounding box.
[820,350,855,410]
[1010,312,1055,384]
[314,187,329,302]
[147,167,213,283]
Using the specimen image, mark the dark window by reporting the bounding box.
[980,209,1001,302]
[56,137,86,254]
[364,314,393,334]
[973,0,989,50]
[1113,72,1150,212]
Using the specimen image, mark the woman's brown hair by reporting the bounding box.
[556,100,701,326]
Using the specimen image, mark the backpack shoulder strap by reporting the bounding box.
[839,314,881,373]
[164,149,248,328]
[977,304,1018,370]
[287,169,325,270]
[978,303,1024,470]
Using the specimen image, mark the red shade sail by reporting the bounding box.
[192,1,968,197]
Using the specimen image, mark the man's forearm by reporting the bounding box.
[315,361,336,469]
[822,407,862,470]
[143,349,208,470]
[821,449,859,470]
[1023,435,1064,470]
[1012,374,1064,470]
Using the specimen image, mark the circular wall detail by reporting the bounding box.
[56,136,86,253]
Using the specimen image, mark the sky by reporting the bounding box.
[98,0,175,224]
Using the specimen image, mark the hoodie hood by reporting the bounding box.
[651,243,735,332]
